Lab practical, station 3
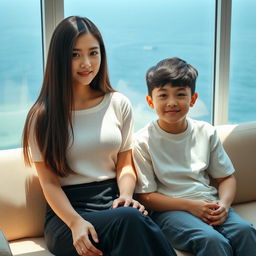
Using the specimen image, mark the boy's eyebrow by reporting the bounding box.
[73,46,99,51]
[176,87,187,91]
[156,87,167,92]
[156,86,187,92]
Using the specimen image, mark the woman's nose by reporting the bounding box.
[80,57,91,68]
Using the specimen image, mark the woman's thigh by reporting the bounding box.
[45,207,175,256]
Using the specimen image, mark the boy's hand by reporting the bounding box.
[207,201,229,226]
[112,196,148,215]
[188,200,220,224]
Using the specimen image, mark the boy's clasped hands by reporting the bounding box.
[189,200,229,226]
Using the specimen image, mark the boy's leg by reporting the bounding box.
[45,207,176,256]
[214,208,256,256]
[152,210,233,256]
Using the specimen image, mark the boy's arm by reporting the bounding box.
[137,192,219,224]
[208,174,236,226]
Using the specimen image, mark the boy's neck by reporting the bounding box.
[157,118,188,134]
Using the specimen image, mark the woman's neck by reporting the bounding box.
[73,85,105,110]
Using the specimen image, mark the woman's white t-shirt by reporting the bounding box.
[29,92,134,186]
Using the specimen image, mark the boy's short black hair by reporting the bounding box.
[146,57,198,95]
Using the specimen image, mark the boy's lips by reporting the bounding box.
[165,109,180,113]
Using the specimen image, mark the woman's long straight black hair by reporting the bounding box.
[23,16,114,177]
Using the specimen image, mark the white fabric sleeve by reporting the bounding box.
[207,129,235,178]
[119,96,134,152]
[28,117,43,162]
[133,140,157,193]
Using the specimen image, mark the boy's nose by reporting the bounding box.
[167,100,178,107]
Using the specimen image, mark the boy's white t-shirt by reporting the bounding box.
[29,92,134,186]
[133,118,235,201]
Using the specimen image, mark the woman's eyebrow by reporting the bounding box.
[73,46,99,51]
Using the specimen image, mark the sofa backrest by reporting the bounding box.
[0,148,46,241]
[216,122,256,204]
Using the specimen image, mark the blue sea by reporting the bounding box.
[0,0,255,149]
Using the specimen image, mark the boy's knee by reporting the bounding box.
[231,221,256,239]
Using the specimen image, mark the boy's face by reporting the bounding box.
[146,83,198,133]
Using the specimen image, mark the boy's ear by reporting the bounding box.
[190,92,198,107]
[146,95,155,109]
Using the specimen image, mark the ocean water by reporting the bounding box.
[0,0,255,149]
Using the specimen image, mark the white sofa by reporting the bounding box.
[0,122,256,256]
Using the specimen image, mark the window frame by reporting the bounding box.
[41,0,232,125]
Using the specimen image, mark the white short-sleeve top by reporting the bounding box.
[133,118,235,201]
[29,92,134,186]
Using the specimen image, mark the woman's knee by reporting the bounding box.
[113,206,143,223]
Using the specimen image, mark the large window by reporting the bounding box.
[229,0,256,123]
[65,0,215,130]
[0,0,43,149]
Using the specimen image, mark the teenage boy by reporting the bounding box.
[133,57,256,255]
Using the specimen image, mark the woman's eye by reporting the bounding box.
[90,51,99,56]
[72,52,80,57]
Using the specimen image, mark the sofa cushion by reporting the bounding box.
[216,122,256,204]
[0,148,46,241]
[9,237,53,256]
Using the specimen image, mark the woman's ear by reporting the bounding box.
[146,95,155,109]
[190,92,198,107]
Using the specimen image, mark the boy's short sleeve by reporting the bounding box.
[207,129,235,178]
[133,138,157,193]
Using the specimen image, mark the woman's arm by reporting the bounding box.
[34,162,102,256]
[112,149,147,215]
[116,149,136,198]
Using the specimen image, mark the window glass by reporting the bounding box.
[65,0,215,130]
[229,0,256,123]
[0,0,43,149]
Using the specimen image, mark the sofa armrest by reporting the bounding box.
[0,230,13,256]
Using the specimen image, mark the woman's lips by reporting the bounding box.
[78,71,92,76]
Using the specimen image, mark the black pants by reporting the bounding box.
[44,179,176,256]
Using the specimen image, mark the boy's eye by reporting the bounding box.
[177,93,186,97]
[158,94,167,98]
[72,52,80,57]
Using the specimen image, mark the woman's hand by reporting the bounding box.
[70,217,103,256]
[112,196,148,216]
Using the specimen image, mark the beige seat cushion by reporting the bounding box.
[10,238,53,256]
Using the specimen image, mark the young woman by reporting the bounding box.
[23,16,176,256]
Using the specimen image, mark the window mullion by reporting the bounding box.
[212,0,232,125]
[41,0,64,68]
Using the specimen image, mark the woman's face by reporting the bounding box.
[71,33,101,88]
